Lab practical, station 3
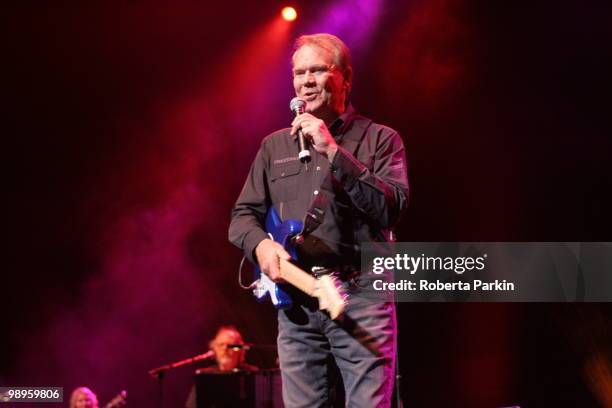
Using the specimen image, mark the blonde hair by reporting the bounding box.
[69,387,99,408]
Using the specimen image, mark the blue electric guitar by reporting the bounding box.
[252,208,346,320]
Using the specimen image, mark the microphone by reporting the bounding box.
[289,97,311,163]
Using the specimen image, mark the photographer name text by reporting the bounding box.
[373,279,515,292]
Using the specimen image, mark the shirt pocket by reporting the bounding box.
[269,161,301,203]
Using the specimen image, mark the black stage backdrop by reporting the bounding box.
[3,1,611,407]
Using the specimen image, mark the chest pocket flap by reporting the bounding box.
[270,161,301,181]
[269,161,301,202]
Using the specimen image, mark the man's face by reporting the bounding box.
[212,330,243,371]
[292,44,348,121]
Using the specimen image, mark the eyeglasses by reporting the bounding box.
[214,342,243,351]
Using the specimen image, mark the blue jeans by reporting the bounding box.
[277,280,396,408]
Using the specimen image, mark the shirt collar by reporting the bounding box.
[330,104,356,137]
[292,104,356,141]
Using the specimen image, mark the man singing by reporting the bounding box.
[229,33,409,407]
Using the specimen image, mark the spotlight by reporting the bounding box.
[281,6,297,22]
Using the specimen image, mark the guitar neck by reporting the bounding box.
[279,259,316,296]
[278,258,346,320]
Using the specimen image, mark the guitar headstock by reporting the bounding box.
[314,275,347,320]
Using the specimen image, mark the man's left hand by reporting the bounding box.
[291,113,338,162]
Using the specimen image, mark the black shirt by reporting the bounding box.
[228,105,409,270]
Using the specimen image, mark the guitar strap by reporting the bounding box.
[294,182,328,245]
[295,116,373,246]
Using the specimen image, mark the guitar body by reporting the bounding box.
[252,207,302,309]
[252,208,346,319]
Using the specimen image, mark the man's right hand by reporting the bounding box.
[255,238,291,282]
